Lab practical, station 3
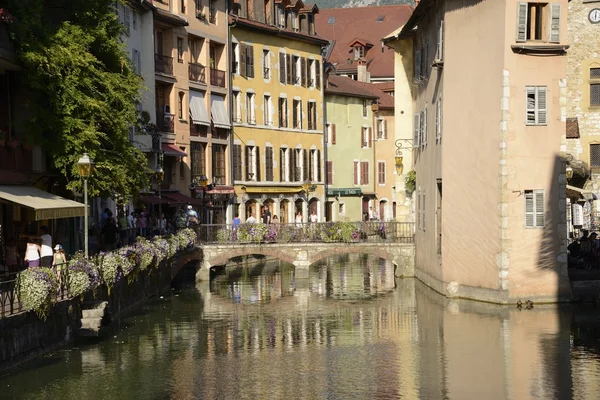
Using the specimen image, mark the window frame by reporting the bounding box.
[524,189,545,228]
[246,92,256,125]
[525,85,547,126]
[590,67,600,108]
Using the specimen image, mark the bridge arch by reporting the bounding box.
[309,246,397,267]
[207,247,297,268]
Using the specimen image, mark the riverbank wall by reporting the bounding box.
[0,248,201,374]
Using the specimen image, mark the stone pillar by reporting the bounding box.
[294,249,311,279]
[195,259,211,282]
[273,198,281,221]
[302,200,308,223]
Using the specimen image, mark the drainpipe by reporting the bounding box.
[322,56,328,221]
[227,6,236,223]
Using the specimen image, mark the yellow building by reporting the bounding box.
[230,0,328,223]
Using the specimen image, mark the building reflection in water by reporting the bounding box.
[2,254,600,400]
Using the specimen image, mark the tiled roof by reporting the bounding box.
[373,81,395,91]
[229,15,329,45]
[326,75,394,109]
[315,5,414,79]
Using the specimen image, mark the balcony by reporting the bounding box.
[157,113,175,133]
[189,62,206,83]
[210,68,226,87]
[155,53,173,75]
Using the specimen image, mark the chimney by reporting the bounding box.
[357,59,369,83]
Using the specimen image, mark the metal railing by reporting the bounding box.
[194,221,415,245]
[210,68,226,87]
[189,62,206,83]
[157,113,175,133]
[155,53,174,75]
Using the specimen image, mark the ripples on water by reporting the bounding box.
[2,254,600,400]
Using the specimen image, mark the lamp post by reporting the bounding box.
[77,153,94,258]
[199,174,208,224]
[155,165,164,223]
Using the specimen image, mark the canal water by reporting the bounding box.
[2,254,600,400]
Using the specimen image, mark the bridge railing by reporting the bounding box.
[194,221,415,245]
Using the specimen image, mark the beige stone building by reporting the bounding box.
[386,0,571,304]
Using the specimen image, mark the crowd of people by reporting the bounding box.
[568,229,600,269]
[238,207,320,227]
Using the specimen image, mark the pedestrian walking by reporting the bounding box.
[24,239,41,268]
[39,226,53,267]
[52,244,67,293]
[118,211,129,246]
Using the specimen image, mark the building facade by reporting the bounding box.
[387,0,571,303]
[229,0,328,223]
[324,75,395,222]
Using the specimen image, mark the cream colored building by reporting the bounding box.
[386,0,571,304]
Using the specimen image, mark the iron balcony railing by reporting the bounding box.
[157,113,175,133]
[189,62,206,83]
[210,68,226,87]
[155,53,173,75]
[193,221,415,245]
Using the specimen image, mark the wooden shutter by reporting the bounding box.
[423,191,426,230]
[309,150,314,180]
[290,149,296,181]
[535,190,545,227]
[413,113,420,146]
[378,162,385,184]
[316,150,321,182]
[353,161,359,185]
[417,189,421,230]
[383,119,387,139]
[233,144,242,181]
[255,146,261,181]
[526,86,536,125]
[368,127,372,148]
[303,149,309,181]
[279,53,286,84]
[423,107,428,146]
[332,123,337,144]
[516,2,528,43]
[266,147,273,181]
[537,86,547,125]
[436,97,442,143]
[245,146,251,179]
[247,45,254,78]
[525,190,534,228]
[414,49,421,81]
[436,20,444,61]
[326,161,333,184]
[315,59,321,88]
[301,57,307,87]
[361,127,365,148]
[240,44,247,78]
[280,148,285,181]
[286,54,292,84]
[549,4,561,43]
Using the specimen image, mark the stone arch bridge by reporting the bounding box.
[194,242,415,280]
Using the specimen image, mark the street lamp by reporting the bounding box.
[199,174,208,223]
[155,165,164,224]
[77,153,94,258]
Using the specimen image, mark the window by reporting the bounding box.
[264,95,272,125]
[526,86,547,125]
[262,49,271,79]
[328,16,335,24]
[291,11,298,31]
[310,149,321,182]
[417,187,421,230]
[209,0,216,23]
[301,57,307,87]
[376,119,386,139]
[232,91,242,123]
[308,59,315,87]
[132,49,141,74]
[307,101,317,130]
[279,52,286,84]
[413,113,421,147]
[516,3,561,43]
[212,145,226,184]
[362,99,368,117]
[354,161,369,185]
[179,147,187,179]
[181,0,186,14]
[436,20,444,61]
[132,10,137,30]
[280,147,289,182]
[326,161,333,184]
[591,68,600,107]
[265,146,274,181]
[360,127,371,148]
[178,92,185,119]
[240,44,254,78]
[293,99,302,129]
[195,0,203,15]
[177,37,184,62]
[418,107,428,147]
[315,60,321,88]
[278,97,288,128]
[246,93,256,124]
[233,144,242,181]
[590,144,600,168]
[378,162,386,185]
[292,56,300,84]
[245,146,259,181]
[277,7,285,28]
[293,149,303,182]
[327,123,336,144]
[436,97,442,143]
[191,143,206,179]
[354,46,364,60]
[286,54,293,84]
[232,43,239,74]
[524,189,545,228]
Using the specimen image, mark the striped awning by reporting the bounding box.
[0,185,85,220]
[210,94,230,129]
[190,90,211,126]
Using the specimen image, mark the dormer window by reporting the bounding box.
[291,11,298,31]
[354,46,364,60]
[276,6,285,28]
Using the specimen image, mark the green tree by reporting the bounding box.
[5,0,148,198]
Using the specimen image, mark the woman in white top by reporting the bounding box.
[24,239,41,268]
[295,211,303,227]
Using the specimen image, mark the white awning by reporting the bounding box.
[0,185,86,220]
[210,94,231,129]
[189,90,211,126]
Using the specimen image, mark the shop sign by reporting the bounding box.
[327,188,362,197]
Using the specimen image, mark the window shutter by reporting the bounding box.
[245,146,251,179]
[417,189,421,230]
[423,107,428,146]
[280,148,285,181]
[309,150,314,180]
[279,53,286,84]
[353,161,359,185]
[378,162,385,184]
[423,191,426,230]
[436,97,442,143]
[266,147,273,181]
[525,191,534,228]
[368,127,372,148]
[301,57,307,87]
[326,161,333,184]
[516,2,528,42]
[332,123,337,144]
[361,128,365,147]
[413,113,420,146]
[526,86,536,125]
[315,60,321,88]
[233,144,242,181]
[303,149,309,181]
[436,20,444,61]
[247,45,254,78]
[291,150,297,181]
[414,49,421,81]
[255,146,261,181]
[535,190,545,227]
[286,54,292,84]
[240,44,247,78]
[419,111,424,147]
[316,150,321,182]
[383,119,387,139]
[537,86,547,125]
[549,4,561,43]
